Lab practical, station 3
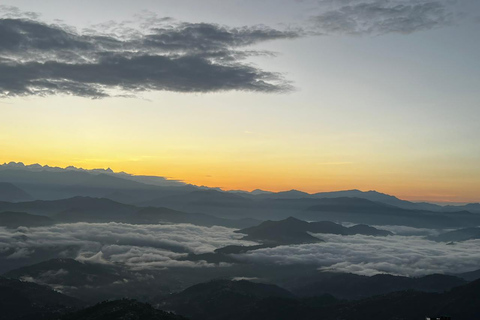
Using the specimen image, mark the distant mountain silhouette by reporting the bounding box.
[255,189,310,199]
[0,163,192,201]
[159,279,295,320]
[442,203,480,214]
[301,197,480,228]
[142,191,480,228]
[0,182,33,202]
[251,189,273,195]
[0,162,185,187]
[72,173,158,190]
[0,196,136,217]
[179,244,275,264]
[0,196,258,228]
[237,217,323,245]
[0,276,83,320]
[236,217,392,245]
[433,227,480,242]
[3,162,480,228]
[58,299,187,320]
[249,189,441,211]
[102,191,142,204]
[347,224,392,236]
[311,189,442,211]
[132,207,259,228]
[143,189,251,209]
[0,211,54,228]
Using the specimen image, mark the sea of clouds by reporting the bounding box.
[0,222,256,271]
[235,233,480,276]
[2,222,480,277]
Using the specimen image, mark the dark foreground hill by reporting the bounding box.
[0,276,83,320]
[58,300,187,320]
[158,278,480,320]
[288,273,466,300]
[3,258,177,303]
[159,279,298,320]
[3,275,480,320]
[317,277,480,320]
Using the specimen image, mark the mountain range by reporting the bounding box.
[2,162,479,212]
[3,161,480,320]
[0,196,259,228]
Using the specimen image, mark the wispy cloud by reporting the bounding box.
[310,0,454,35]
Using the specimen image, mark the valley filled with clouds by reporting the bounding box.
[0,222,256,271]
[2,221,480,278]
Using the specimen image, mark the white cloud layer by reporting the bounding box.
[235,233,480,276]
[0,223,256,270]
[2,223,480,276]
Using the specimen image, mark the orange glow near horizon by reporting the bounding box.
[1,158,478,204]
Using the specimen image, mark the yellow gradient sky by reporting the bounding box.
[2,87,479,203]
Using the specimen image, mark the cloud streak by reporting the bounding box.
[311,0,454,35]
[0,10,299,98]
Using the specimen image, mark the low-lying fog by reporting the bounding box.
[2,222,480,277]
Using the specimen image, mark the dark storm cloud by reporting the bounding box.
[0,54,287,97]
[311,0,454,35]
[0,12,299,98]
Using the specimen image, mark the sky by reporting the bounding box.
[1,0,480,203]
